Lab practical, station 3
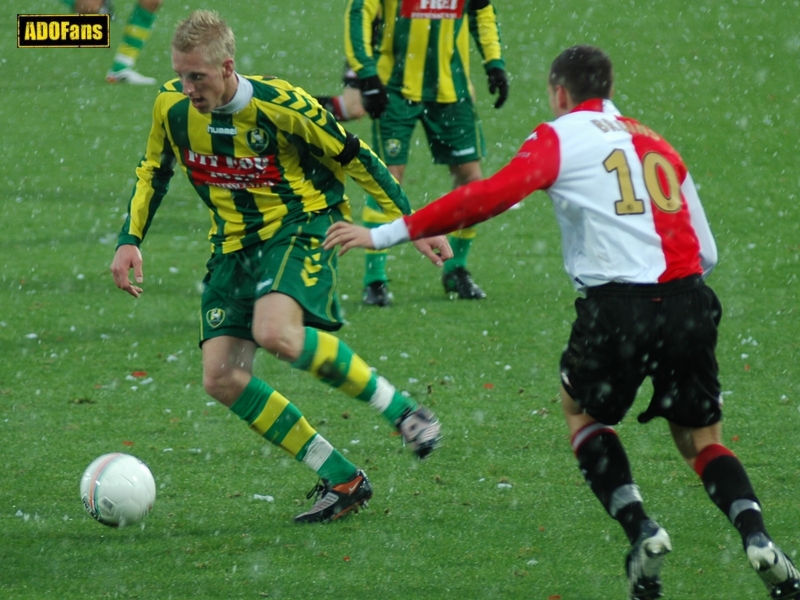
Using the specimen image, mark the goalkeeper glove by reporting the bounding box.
[487,67,509,109]
[359,75,389,119]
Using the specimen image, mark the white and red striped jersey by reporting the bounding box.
[374,99,717,290]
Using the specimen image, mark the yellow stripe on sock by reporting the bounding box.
[281,417,317,456]
[338,352,372,398]
[309,330,338,375]
[123,25,152,41]
[249,391,290,436]
[450,226,478,240]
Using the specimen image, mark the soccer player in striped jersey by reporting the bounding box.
[345,0,509,306]
[110,10,449,524]
[325,45,800,598]
[64,0,161,84]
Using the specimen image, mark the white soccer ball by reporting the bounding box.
[80,453,156,528]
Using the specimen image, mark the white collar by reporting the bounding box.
[602,99,621,115]
[212,74,253,115]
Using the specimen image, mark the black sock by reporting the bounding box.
[574,425,649,544]
[699,451,766,548]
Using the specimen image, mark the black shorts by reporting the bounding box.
[559,276,723,427]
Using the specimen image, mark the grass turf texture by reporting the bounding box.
[2,0,799,598]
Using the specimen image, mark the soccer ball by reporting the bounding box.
[80,453,156,528]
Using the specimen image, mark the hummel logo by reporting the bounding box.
[451,146,475,157]
[207,125,237,135]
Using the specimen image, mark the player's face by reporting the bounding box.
[172,48,234,113]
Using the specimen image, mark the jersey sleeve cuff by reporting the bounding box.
[370,219,410,250]
[116,234,142,248]
[484,59,505,72]
[357,65,378,80]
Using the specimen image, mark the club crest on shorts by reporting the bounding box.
[246,128,269,153]
[385,138,402,158]
[206,308,226,328]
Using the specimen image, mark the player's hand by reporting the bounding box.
[359,75,388,119]
[324,221,375,256]
[110,244,144,298]
[412,236,453,267]
[487,67,509,109]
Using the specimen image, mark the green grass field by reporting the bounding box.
[2,1,799,598]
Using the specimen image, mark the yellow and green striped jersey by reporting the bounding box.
[345,0,504,103]
[118,75,412,254]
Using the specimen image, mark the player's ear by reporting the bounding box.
[221,58,235,78]
[556,85,571,111]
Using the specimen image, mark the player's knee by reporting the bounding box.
[450,162,482,187]
[202,369,234,404]
[138,0,162,12]
[202,362,255,406]
[253,326,302,363]
[75,0,105,13]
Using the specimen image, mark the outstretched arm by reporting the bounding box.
[325,222,453,267]
[112,93,175,298]
[325,124,560,253]
[401,125,560,240]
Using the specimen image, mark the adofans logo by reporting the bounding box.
[18,14,110,48]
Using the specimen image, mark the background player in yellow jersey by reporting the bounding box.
[109,10,449,523]
[346,0,509,305]
[64,0,162,84]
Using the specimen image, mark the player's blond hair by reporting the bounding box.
[172,10,235,66]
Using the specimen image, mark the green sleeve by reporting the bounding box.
[345,0,382,78]
[344,139,412,219]
[468,0,505,72]
[117,95,176,247]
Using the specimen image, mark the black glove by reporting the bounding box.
[359,74,389,119]
[487,67,509,109]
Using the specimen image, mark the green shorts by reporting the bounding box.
[373,90,485,166]
[199,209,344,344]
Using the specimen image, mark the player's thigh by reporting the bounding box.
[373,91,422,165]
[421,98,485,165]
[560,295,645,425]
[254,210,345,333]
